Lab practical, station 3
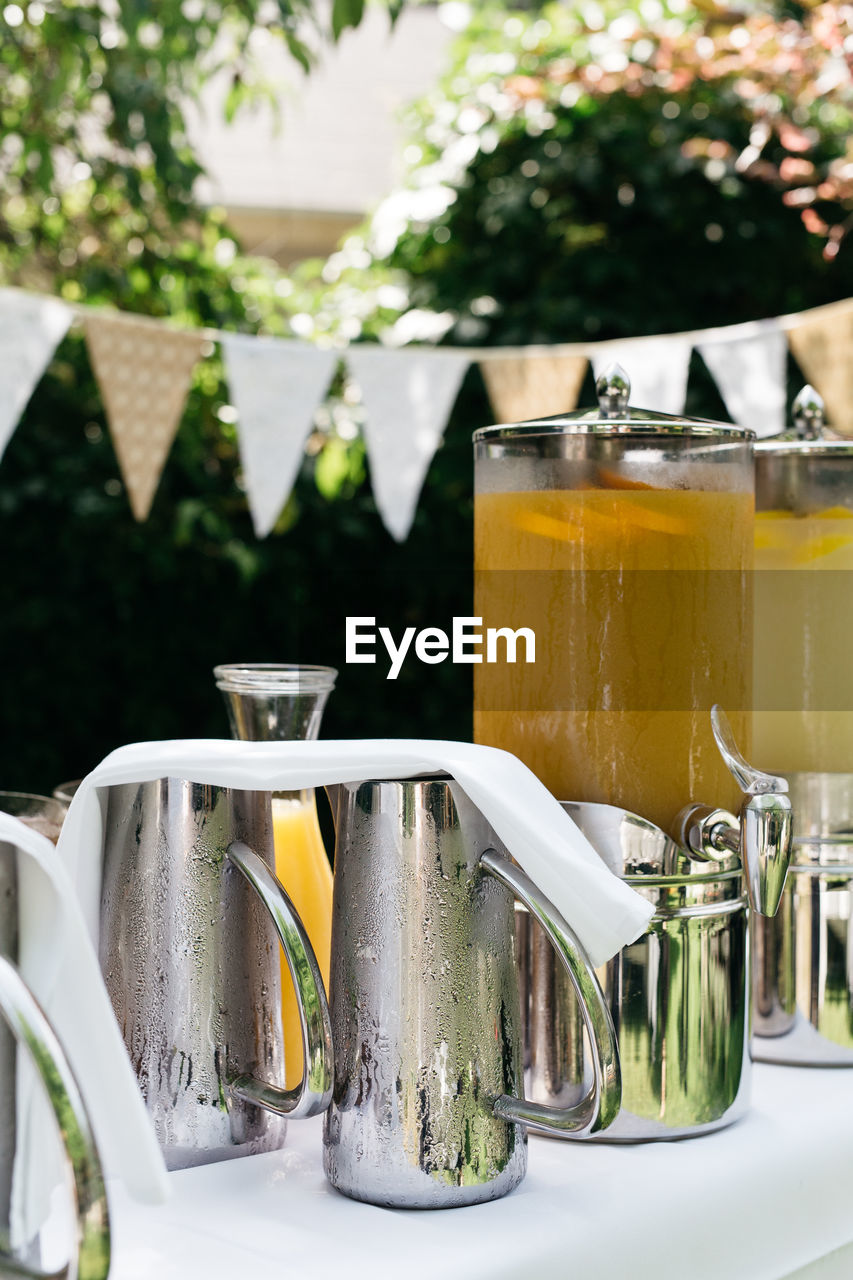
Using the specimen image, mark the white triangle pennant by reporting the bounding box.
[222,335,338,538]
[592,336,691,414]
[0,290,73,461]
[697,321,786,438]
[348,346,470,541]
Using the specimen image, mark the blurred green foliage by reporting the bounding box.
[376,1,853,344]
[0,0,468,791]
[4,0,853,789]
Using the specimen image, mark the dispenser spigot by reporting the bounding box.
[674,706,793,917]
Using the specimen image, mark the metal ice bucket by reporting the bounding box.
[528,804,750,1138]
[524,706,793,1140]
[322,775,621,1207]
[0,830,109,1278]
[754,773,853,1064]
[99,778,333,1169]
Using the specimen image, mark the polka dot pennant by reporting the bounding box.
[84,311,207,520]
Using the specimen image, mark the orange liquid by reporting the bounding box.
[474,488,753,832]
[271,795,333,1087]
[754,507,853,773]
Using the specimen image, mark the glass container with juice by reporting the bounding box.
[754,388,853,775]
[473,373,754,835]
[751,387,853,1060]
[214,662,336,1088]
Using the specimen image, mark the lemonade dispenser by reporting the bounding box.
[474,367,794,1138]
[753,387,853,1063]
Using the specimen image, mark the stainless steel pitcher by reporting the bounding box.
[322,775,621,1208]
[99,779,333,1169]
[0,832,109,1279]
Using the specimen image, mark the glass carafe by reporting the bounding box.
[473,369,754,836]
[213,663,336,1087]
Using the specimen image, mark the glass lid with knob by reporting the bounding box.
[474,364,754,439]
[755,384,853,513]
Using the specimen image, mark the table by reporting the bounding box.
[100,1064,853,1280]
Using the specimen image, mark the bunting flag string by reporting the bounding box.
[591,336,692,415]
[84,311,207,521]
[221,335,338,538]
[347,345,470,542]
[697,320,788,439]
[2,284,853,540]
[0,292,72,463]
[785,297,853,437]
[481,352,588,423]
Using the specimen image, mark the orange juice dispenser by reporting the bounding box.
[214,663,336,1087]
[752,387,853,1063]
[474,367,794,1139]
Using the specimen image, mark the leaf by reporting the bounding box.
[331,0,365,41]
[285,31,313,74]
[314,436,352,499]
[224,74,247,125]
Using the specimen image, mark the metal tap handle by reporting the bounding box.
[711,704,788,796]
[705,706,793,917]
[480,850,621,1138]
[227,842,333,1119]
[0,955,110,1280]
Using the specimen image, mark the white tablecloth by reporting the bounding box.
[94,1064,853,1280]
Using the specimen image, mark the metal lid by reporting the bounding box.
[756,386,853,458]
[473,363,754,442]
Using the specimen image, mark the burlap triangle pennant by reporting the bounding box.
[480,352,587,423]
[592,336,691,414]
[697,322,786,438]
[787,299,853,436]
[0,289,73,461]
[84,312,206,519]
[221,334,337,538]
[348,346,469,542]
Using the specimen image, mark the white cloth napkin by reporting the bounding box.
[0,812,169,1247]
[58,738,653,970]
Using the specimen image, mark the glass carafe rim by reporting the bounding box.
[213,663,338,696]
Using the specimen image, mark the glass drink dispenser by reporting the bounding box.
[752,387,853,1063]
[474,368,794,1138]
[474,367,753,833]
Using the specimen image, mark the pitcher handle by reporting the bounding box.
[0,955,110,1280]
[480,850,621,1137]
[226,842,333,1120]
